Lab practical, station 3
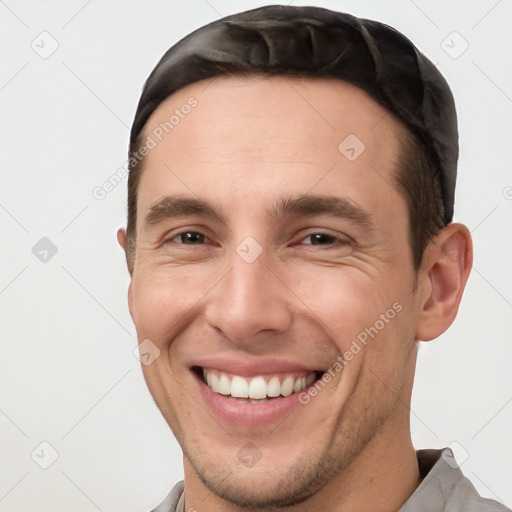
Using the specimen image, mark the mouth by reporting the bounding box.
[193,366,324,404]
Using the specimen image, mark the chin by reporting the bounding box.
[184,444,339,510]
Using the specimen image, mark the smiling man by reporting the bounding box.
[117,6,509,512]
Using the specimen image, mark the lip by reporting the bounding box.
[192,369,308,427]
[189,357,325,427]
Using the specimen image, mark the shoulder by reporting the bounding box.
[448,475,510,511]
[401,448,510,512]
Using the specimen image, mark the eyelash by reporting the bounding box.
[167,230,349,247]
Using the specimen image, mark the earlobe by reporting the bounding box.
[127,279,135,321]
[415,223,473,341]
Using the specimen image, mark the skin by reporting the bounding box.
[118,75,472,511]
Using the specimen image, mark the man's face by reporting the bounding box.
[126,76,429,506]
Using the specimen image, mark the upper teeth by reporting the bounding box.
[203,368,316,399]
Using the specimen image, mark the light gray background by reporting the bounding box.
[0,1,511,510]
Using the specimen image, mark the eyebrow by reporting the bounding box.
[144,196,227,227]
[270,194,374,230]
[143,194,373,230]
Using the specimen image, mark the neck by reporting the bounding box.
[312,411,421,511]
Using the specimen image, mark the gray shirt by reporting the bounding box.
[151,448,510,511]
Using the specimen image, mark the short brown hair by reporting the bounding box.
[393,128,445,271]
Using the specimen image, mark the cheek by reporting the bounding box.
[130,268,202,344]
[287,265,413,361]
[289,267,387,334]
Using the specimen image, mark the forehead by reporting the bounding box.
[141,74,404,153]
[135,75,407,220]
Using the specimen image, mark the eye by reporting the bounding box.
[170,231,208,245]
[301,233,341,246]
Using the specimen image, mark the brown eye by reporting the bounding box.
[302,233,338,246]
[171,232,207,244]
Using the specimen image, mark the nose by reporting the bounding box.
[204,247,293,346]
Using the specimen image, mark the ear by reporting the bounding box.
[415,223,473,341]
[117,228,136,319]
[117,228,127,249]
[117,228,134,276]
